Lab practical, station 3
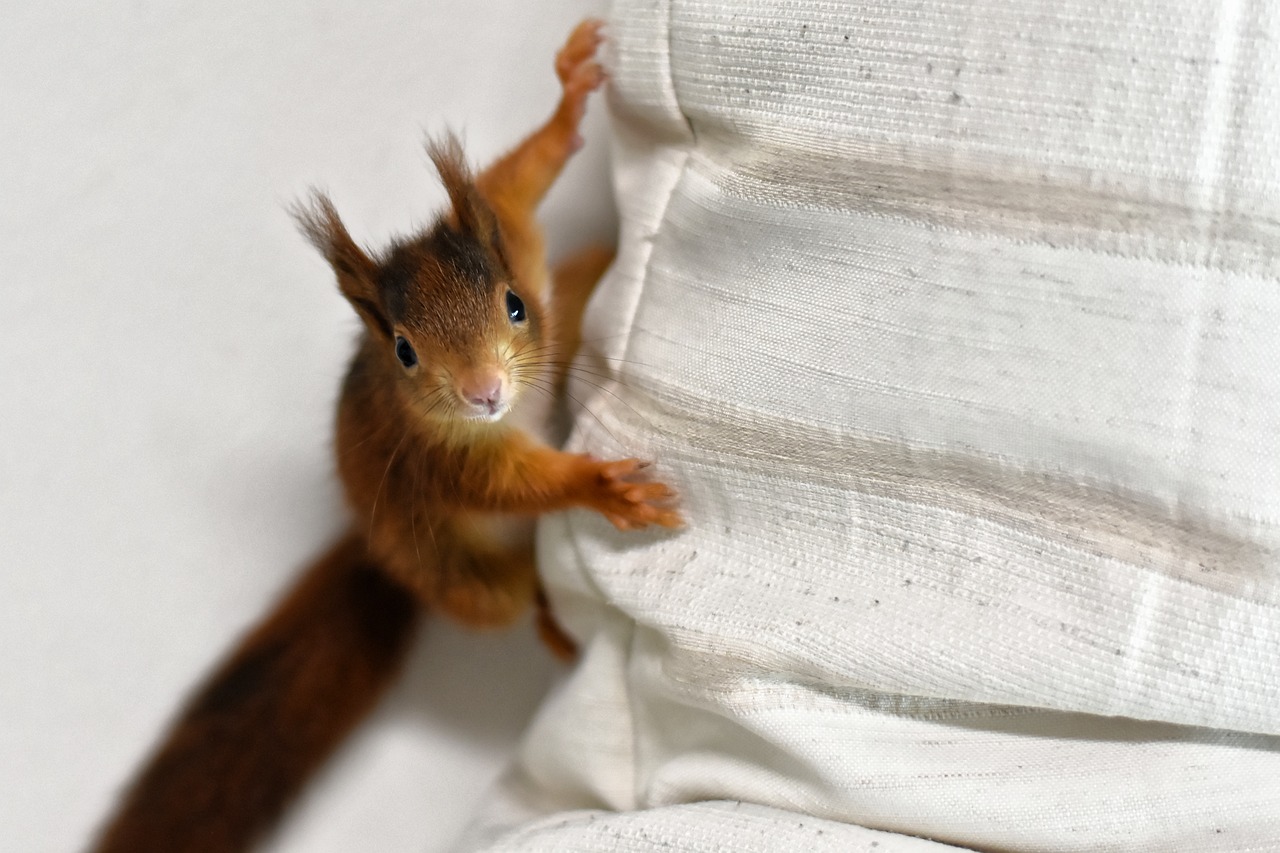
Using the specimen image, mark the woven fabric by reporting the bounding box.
[461,0,1280,849]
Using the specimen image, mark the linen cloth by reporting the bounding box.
[461,0,1280,849]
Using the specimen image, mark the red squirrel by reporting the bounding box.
[93,20,680,853]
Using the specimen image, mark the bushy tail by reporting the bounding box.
[93,533,421,853]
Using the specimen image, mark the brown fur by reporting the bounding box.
[94,536,417,853]
[93,20,679,853]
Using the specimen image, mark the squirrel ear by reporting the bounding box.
[425,131,498,244]
[293,193,392,339]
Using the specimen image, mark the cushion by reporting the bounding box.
[460,0,1280,849]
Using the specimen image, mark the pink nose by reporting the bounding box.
[460,375,504,413]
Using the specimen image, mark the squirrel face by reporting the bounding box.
[296,135,546,428]
[378,222,543,425]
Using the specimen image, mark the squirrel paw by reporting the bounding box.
[588,457,684,531]
[556,19,605,86]
[554,20,606,151]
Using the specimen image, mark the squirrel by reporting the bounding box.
[93,20,680,853]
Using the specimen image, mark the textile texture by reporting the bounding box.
[462,0,1280,850]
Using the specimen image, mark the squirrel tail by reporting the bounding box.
[92,533,422,853]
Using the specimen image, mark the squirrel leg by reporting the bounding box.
[431,539,578,662]
[434,545,537,629]
[476,20,606,293]
[547,243,615,386]
[459,436,683,530]
[534,587,578,662]
[477,19,604,215]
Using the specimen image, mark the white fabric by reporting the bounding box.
[460,0,1280,850]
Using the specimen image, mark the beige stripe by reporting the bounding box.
[575,371,1278,606]
[695,129,1280,280]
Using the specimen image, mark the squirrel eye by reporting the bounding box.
[394,335,417,369]
[506,290,526,324]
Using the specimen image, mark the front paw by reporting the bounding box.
[553,20,606,148]
[556,19,605,87]
[587,457,683,531]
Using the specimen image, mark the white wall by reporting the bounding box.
[0,2,611,850]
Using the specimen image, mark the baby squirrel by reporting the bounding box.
[94,20,680,853]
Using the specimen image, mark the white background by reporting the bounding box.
[0,2,612,850]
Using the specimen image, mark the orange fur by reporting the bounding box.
[93,20,680,853]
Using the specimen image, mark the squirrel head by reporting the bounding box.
[295,134,545,426]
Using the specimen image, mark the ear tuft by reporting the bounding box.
[292,191,374,280]
[425,131,497,242]
[292,192,391,338]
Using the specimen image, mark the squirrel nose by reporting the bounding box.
[460,375,505,413]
